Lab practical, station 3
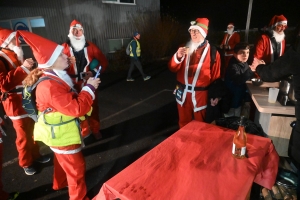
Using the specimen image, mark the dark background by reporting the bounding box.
[160,0,300,31]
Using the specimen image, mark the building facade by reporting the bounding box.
[0,0,160,56]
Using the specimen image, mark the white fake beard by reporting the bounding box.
[273,30,285,42]
[13,46,24,63]
[53,69,74,88]
[68,34,86,52]
[227,29,233,35]
[191,41,202,52]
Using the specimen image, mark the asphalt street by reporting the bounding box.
[1,59,180,200]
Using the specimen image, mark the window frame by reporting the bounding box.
[102,0,136,5]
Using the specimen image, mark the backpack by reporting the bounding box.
[215,116,265,137]
[126,40,133,55]
[22,76,56,122]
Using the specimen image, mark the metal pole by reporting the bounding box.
[245,0,253,42]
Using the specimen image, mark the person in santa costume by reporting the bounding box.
[168,18,221,128]
[254,15,287,65]
[62,19,108,141]
[219,23,240,77]
[0,28,50,176]
[18,30,100,200]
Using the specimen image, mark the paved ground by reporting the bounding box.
[2,59,181,199]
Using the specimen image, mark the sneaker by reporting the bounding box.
[126,78,134,81]
[143,76,151,81]
[23,166,37,175]
[35,155,51,163]
[8,192,19,200]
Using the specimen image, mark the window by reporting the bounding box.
[108,38,131,53]
[0,17,46,58]
[0,17,46,38]
[103,0,135,5]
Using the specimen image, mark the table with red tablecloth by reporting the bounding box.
[93,120,279,200]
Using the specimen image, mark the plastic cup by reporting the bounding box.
[268,88,279,103]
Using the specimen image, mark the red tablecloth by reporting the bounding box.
[93,121,279,200]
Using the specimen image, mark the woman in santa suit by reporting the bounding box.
[18,30,100,200]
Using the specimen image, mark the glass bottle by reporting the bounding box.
[232,116,247,159]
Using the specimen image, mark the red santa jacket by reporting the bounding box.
[168,41,221,111]
[62,41,108,87]
[220,32,240,56]
[36,72,94,117]
[254,34,285,64]
[0,49,30,119]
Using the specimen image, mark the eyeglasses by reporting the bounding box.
[276,24,287,30]
[189,29,200,34]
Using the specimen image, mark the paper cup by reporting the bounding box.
[268,88,279,103]
[184,47,189,55]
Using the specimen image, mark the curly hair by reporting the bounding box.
[23,68,44,86]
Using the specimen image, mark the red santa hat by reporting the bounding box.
[189,18,209,38]
[0,28,16,48]
[268,15,287,28]
[69,19,84,34]
[15,30,63,69]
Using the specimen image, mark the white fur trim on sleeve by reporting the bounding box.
[174,52,184,64]
[82,86,95,100]
[20,65,30,74]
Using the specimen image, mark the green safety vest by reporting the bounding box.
[34,111,81,147]
[130,39,141,57]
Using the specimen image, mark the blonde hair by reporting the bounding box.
[23,68,44,86]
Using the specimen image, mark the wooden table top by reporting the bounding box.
[246,82,295,115]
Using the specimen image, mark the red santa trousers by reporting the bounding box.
[52,149,89,200]
[0,134,9,200]
[12,117,41,167]
[177,92,206,128]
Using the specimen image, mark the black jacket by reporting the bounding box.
[256,38,300,166]
[205,78,231,123]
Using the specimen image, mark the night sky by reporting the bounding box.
[160,0,300,31]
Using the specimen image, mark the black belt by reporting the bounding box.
[0,88,24,101]
[0,88,23,94]
[177,82,209,91]
[69,74,81,79]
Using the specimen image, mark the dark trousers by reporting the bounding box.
[127,57,146,79]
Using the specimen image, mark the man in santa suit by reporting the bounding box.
[254,15,287,65]
[0,28,50,176]
[219,23,240,77]
[168,18,221,128]
[62,19,108,140]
